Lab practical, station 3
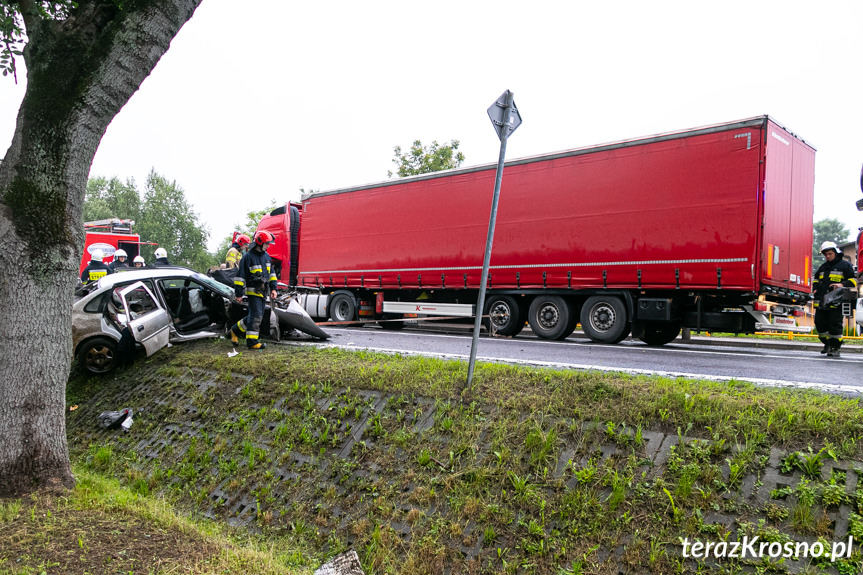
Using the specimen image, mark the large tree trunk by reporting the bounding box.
[0,0,203,497]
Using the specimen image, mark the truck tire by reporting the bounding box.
[527,295,575,340]
[637,323,681,346]
[328,291,357,323]
[78,337,118,375]
[484,295,525,337]
[581,295,629,344]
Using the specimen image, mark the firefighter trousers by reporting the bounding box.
[814,306,844,349]
[232,295,266,347]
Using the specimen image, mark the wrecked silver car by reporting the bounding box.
[72,267,328,375]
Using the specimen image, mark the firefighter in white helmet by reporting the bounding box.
[108,248,129,272]
[132,255,145,268]
[80,249,113,284]
[812,241,857,358]
[152,247,171,267]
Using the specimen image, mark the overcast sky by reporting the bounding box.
[2,0,862,252]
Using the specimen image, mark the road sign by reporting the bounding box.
[487,90,522,141]
[468,90,522,390]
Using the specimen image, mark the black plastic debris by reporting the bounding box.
[98,408,134,430]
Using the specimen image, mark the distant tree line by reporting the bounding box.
[85,169,211,270]
[86,140,465,272]
[812,218,852,268]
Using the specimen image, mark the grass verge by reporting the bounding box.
[0,465,314,574]
[4,340,863,574]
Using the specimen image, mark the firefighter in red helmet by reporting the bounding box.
[225,233,251,269]
[229,230,278,349]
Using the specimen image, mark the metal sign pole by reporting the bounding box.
[466,90,521,390]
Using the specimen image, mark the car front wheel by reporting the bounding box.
[78,337,118,375]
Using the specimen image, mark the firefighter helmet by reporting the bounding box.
[236,234,251,247]
[133,256,145,266]
[820,241,839,255]
[115,249,127,259]
[91,248,104,261]
[254,230,274,247]
[154,247,167,259]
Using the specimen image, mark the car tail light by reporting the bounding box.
[792,308,805,317]
[753,302,768,312]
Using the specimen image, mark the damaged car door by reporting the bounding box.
[118,282,170,356]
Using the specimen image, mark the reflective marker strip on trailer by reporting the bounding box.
[382,301,475,317]
[300,257,749,276]
[766,244,773,278]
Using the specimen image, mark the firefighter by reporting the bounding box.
[813,241,857,358]
[225,233,251,269]
[132,255,145,268]
[152,247,171,267]
[108,249,129,272]
[229,230,278,350]
[80,249,113,284]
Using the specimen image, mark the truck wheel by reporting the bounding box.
[527,296,574,340]
[484,295,525,337]
[637,323,681,346]
[328,291,357,323]
[581,295,629,343]
[77,337,117,375]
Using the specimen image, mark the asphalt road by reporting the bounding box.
[287,325,863,395]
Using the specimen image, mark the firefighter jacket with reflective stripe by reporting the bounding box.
[813,257,857,308]
[225,245,243,269]
[234,248,278,298]
[81,261,112,284]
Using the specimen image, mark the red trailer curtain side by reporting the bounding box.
[297,116,812,299]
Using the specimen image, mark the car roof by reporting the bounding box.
[92,267,199,290]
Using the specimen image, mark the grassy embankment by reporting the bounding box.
[3,340,863,574]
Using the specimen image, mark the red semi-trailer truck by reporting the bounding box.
[257,115,815,345]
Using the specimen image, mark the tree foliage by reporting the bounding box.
[212,200,278,267]
[84,171,211,269]
[135,170,210,270]
[84,176,140,222]
[388,139,465,178]
[812,218,850,267]
[0,1,73,82]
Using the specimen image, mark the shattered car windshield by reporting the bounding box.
[192,272,234,298]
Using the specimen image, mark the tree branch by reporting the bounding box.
[16,0,39,38]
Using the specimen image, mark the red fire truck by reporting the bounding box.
[79,219,153,275]
[257,115,815,345]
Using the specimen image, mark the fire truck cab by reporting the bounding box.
[79,219,145,275]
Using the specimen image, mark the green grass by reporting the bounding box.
[0,467,316,575]
[32,342,863,573]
